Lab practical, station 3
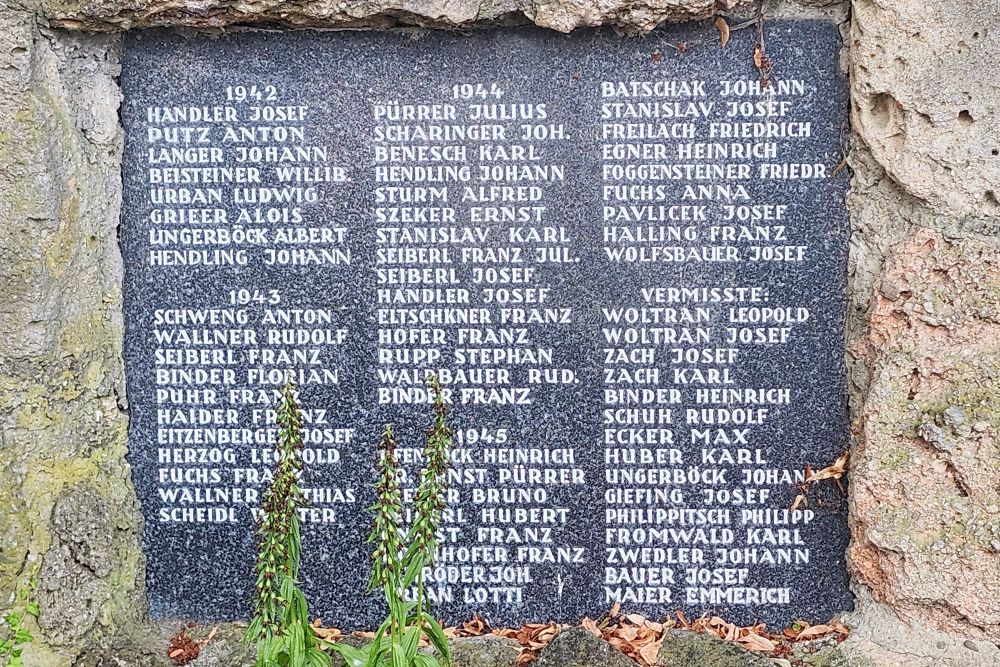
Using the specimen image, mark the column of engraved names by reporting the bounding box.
[370,83,588,609]
[599,77,820,609]
[144,85,356,529]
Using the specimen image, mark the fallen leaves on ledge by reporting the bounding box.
[166,627,200,665]
[317,609,850,667]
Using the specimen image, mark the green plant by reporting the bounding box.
[244,379,330,667]
[1,581,39,667]
[329,376,453,667]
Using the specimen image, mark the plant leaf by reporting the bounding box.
[401,555,425,588]
[401,626,421,662]
[388,587,408,630]
[422,612,451,664]
[365,640,388,667]
[326,642,367,667]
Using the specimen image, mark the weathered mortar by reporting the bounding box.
[1,0,999,664]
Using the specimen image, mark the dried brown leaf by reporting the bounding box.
[831,621,851,635]
[717,620,738,642]
[806,453,849,483]
[715,17,731,48]
[738,631,776,652]
[639,640,662,665]
[200,626,219,646]
[581,618,602,638]
[463,616,486,635]
[795,624,835,641]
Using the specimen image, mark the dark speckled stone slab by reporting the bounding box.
[121,23,852,629]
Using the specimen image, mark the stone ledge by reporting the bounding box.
[41,0,747,34]
[76,617,1000,667]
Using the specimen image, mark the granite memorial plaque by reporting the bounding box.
[121,22,852,628]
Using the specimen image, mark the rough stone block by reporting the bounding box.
[44,0,749,33]
[533,627,634,667]
[851,0,1000,217]
[849,228,1000,639]
[656,630,773,666]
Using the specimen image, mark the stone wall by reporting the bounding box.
[846,0,1000,646]
[0,11,143,664]
[0,0,998,665]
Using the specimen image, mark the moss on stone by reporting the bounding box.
[875,445,912,472]
[656,631,772,667]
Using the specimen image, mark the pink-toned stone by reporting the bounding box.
[850,228,1000,639]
